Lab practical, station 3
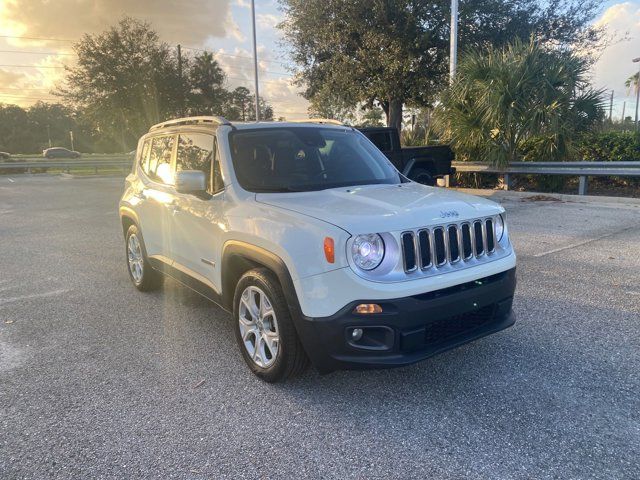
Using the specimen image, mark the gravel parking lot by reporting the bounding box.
[1,175,639,479]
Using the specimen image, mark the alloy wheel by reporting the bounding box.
[238,285,280,368]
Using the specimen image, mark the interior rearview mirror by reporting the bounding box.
[175,170,206,195]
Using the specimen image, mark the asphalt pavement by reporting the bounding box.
[1,175,639,479]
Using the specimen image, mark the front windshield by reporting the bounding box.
[229,127,402,192]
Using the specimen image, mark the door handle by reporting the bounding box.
[169,201,181,214]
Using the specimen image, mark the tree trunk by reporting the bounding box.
[388,98,403,132]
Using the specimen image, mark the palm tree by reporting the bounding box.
[433,39,605,167]
[625,72,639,96]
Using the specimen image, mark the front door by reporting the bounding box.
[167,131,225,293]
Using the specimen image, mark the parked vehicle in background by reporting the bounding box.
[43,147,81,159]
[358,127,455,186]
[120,116,516,382]
[0,152,11,159]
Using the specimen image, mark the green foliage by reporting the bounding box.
[433,39,605,167]
[307,84,358,124]
[575,131,640,162]
[279,0,605,132]
[358,109,385,128]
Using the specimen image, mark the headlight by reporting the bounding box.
[494,214,505,241]
[351,234,385,270]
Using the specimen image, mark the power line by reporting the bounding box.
[0,64,65,69]
[0,34,74,43]
[0,50,75,56]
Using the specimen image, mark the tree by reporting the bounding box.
[625,72,639,96]
[358,108,385,127]
[57,17,186,151]
[0,104,31,153]
[223,86,274,121]
[28,102,77,150]
[188,51,228,115]
[279,0,605,132]
[433,39,605,167]
[307,84,357,123]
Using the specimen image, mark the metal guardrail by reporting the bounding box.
[0,156,133,175]
[453,161,640,195]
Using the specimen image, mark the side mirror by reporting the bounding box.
[175,170,207,195]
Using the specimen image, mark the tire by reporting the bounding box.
[125,224,163,292]
[233,268,308,382]
[409,167,435,186]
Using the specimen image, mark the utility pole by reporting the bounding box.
[177,44,183,116]
[449,0,459,83]
[622,101,626,126]
[609,90,613,122]
[46,124,51,148]
[250,0,260,121]
[69,131,74,151]
[633,57,640,131]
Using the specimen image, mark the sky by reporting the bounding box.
[0,0,640,120]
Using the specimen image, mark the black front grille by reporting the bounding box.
[434,228,446,265]
[401,232,417,271]
[418,230,431,268]
[424,305,495,346]
[448,225,460,262]
[461,223,472,259]
[485,219,495,252]
[474,221,484,255]
[399,216,500,273]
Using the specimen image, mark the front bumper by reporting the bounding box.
[294,268,516,373]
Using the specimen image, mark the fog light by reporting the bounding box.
[354,303,383,314]
[351,328,364,341]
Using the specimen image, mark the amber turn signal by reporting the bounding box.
[354,303,383,314]
[323,237,335,263]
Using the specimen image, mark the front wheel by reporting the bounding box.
[233,268,308,382]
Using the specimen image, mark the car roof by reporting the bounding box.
[146,116,350,135]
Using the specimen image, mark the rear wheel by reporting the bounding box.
[409,167,435,186]
[233,268,308,382]
[125,224,163,291]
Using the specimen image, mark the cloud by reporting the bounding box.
[257,13,281,30]
[0,0,235,45]
[0,68,25,86]
[591,2,640,116]
[212,45,308,118]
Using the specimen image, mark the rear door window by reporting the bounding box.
[148,135,175,184]
[138,139,151,173]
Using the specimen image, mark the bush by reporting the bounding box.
[575,132,640,162]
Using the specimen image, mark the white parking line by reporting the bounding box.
[0,289,70,306]
[532,225,639,258]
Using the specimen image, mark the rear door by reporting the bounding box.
[167,131,225,292]
[135,134,176,260]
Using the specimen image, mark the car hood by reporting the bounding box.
[255,183,504,234]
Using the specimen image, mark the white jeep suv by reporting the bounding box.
[119,116,517,382]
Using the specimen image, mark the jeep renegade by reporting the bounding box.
[119,116,517,382]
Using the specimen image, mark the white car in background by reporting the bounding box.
[119,116,517,382]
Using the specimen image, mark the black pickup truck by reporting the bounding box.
[358,127,455,186]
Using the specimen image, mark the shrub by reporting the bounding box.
[575,131,640,162]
